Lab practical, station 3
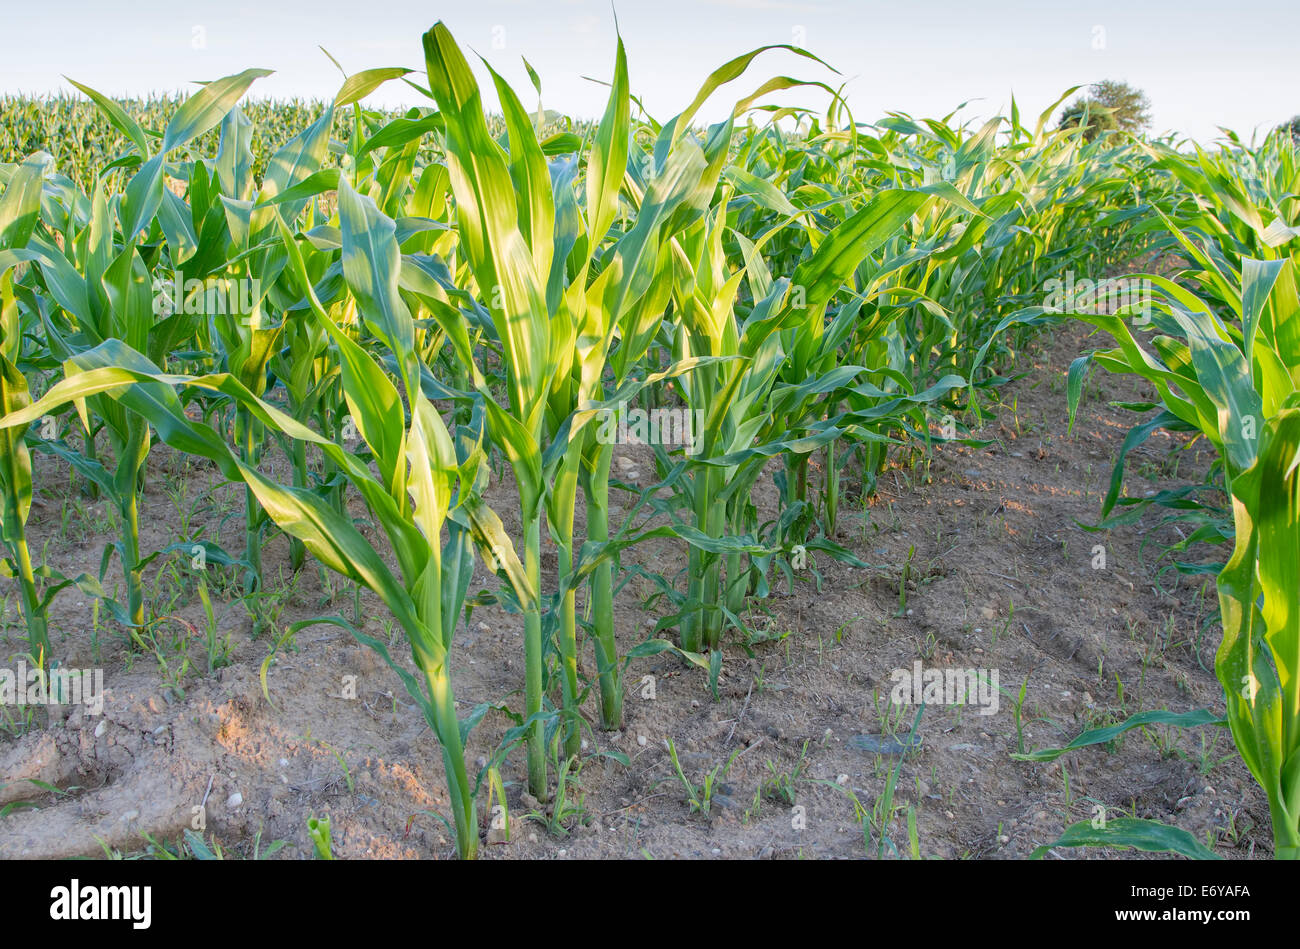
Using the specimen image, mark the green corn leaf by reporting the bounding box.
[0,152,52,249]
[1012,708,1225,763]
[334,67,414,108]
[1030,817,1222,860]
[62,79,148,156]
[162,68,274,154]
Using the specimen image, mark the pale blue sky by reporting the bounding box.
[3,0,1296,144]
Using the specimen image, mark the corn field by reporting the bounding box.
[0,20,1297,863]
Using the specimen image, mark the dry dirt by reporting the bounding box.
[0,318,1269,860]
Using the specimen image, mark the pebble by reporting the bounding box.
[758,846,774,859]
[637,735,647,747]
[227,792,243,809]
[94,720,107,738]
[121,809,139,822]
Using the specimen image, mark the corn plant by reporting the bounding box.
[0,152,55,659]
[0,268,48,660]
[419,24,560,795]
[1068,242,1299,857]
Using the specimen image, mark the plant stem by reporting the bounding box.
[13,531,49,661]
[121,421,148,629]
[724,494,747,620]
[82,422,100,501]
[825,438,839,535]
[238,408,262,594]
[552,450,581,758]
[583,440,622,729]
[701,466,726,651]
[420,540,477,859]
[288,438,307,570]
[523,513,547,799]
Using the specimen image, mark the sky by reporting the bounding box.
[2,0,1297,144]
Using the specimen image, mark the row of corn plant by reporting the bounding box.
[1065,124,1298,855]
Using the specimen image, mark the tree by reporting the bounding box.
[1059,80,1152,140]
[1280,115,1300,143]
